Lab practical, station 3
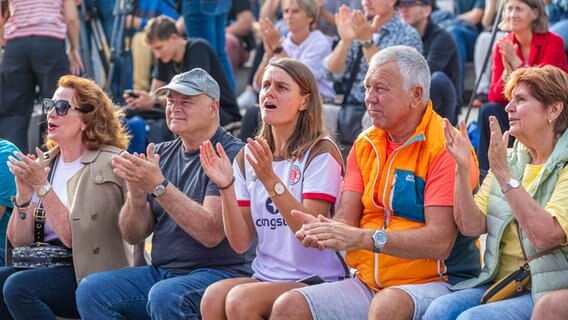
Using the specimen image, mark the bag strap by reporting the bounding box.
[341,46,364,106]
[33,155,58,243]
[516,221,564,265]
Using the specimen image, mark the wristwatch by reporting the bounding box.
[361,39,374,48]
[151,179,169,198]
[372,229,387,253]
[268,182,285,197]
[37,183,52,198]
[273,46,284,54]
[501,178,520,194]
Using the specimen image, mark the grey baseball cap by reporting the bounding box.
[154,68,220,100]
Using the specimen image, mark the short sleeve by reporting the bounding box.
[233,148,251,207]
[544,165,568,240]
[303,153,343,204]
[343,147,364,193]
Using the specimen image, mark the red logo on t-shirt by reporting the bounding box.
[289,165,301,185]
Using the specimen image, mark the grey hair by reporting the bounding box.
[368,45,431,104]
[282,0,319,30]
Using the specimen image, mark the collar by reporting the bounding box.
[44,145,118,165]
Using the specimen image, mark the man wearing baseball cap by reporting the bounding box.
[76,68,254,320]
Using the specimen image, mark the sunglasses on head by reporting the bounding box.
[42,98,92,116]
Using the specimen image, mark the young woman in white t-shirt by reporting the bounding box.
[199,58,348,319]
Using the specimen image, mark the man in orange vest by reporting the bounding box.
[272,45,481,320]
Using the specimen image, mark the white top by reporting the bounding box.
[33,156,84,242]
[234,139,347,282]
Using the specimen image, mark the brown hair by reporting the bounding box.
[258,58,325,159]
[499,0,548,33]
[45,75,130,150]
[504,65,568,137]
[144,15,179,43]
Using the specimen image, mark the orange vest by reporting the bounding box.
[346,103,450,291]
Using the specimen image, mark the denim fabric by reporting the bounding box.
[423,285,534,320]
[76,265,237,320]
[0,266,79,320]
[126,116,147,154]
[430,71,459,125]
[447,23,479,92]
[551,19,568,52]
[476,102,512,180]
[182,0,236,91]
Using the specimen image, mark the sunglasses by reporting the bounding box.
[42,98,92,116]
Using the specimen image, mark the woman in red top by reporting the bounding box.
[476,0,568,179]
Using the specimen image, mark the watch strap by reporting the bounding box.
[151,179,169,198]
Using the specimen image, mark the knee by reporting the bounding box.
[271,290,311,320]
[200,282,228,319]
[532,290,568,320]
[225,285,254,319]
[2,274,22,306]
[423,296,448,320]
[369,288,414,319]
[76,273,105,306]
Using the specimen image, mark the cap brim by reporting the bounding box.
[154,83,204,97]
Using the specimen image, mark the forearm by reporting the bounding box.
[7,204,35,246]
[501,184,566,249]
[41,192,73,247]
[219,189,254,253]
[119,195,153,245]
[326,40,352,74]
[454,168,487,236]
[64,1,80,51]
[458,9,484,25]
[155,185,225,248]
[226,12,253,37]
[260,0,280,20]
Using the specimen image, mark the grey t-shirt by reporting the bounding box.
[150,127,253,275]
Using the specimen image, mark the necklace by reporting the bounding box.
[173,61,183,74]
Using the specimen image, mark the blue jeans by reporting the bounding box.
[76,265,237,320]
[182,1,236,91]
[423,285,534,320]
[126,116,147,154]
[0,266,79,320]
[430,71,459,125]
[447,23,479,92]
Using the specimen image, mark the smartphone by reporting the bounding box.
[124,89,139,98]
[297,274,325,286]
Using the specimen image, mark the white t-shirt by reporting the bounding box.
[33,155,84,241]
[234,139,348,282]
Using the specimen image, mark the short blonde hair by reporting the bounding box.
[504,65,568,137]
[45,76,130,150]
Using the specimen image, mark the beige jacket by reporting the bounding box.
[9,145,133,282]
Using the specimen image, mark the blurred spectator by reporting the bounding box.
[476,0,568,179]
[181,0,237,91]
[399,0,462,123]
[0,0,83,153]
[128,0,179,91]
[316,0,362,37]
[124,16,240,153]
[547,0,568,51]
[328,1,423,135]
[239,0,336,140]
[226,0,255,74]
[0,139,19,266]
[433,0,485,97]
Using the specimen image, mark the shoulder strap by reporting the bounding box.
[341,46,364,106]
[33,155,58,243]
[517,221,565,265]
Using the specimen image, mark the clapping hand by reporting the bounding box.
[487,116,511,180]
[112,143,164,197]
[7,147,49,196]
[443,119,473,169]
[199,141,235,188]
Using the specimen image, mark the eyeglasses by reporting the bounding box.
[42,98,92,116]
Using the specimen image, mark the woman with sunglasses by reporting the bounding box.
[1,75,133,319]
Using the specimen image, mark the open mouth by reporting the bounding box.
[48,123,58,130]
[264,102,277,110]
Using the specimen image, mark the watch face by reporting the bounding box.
[38,185,51,197]
[373,230,387,245]
[153,185,166,197]
[274,183,285,195]
[510,179,520,188]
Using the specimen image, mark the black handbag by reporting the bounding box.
[338,46,366,145]
[11,156,73,269]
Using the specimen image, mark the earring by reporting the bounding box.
[548,118,552,124]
